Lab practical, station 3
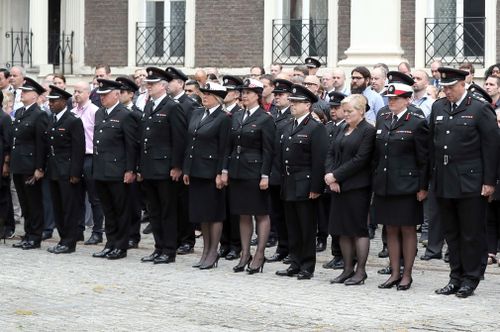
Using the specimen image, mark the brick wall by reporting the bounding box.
[84,0,128,67]
[400,0,415,67]
[195,0,264,67]
[337,0,350,61]
[497,5,500,65]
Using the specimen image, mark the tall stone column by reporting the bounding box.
[338,0,407,67]
[29,0,52,74]
[61,0,85,72]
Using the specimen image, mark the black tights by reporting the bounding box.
[337,235,370,280]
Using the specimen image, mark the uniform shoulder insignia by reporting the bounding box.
[378,111,391,117]
[470,93,489,105]
[173,99,180,103]
[326,120,333,124]
[409,112,424,119]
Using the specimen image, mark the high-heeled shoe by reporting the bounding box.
[233,255,252,273]
[192,260,203,268]
[397,278,413,291]
[330,271,354,284]
[344,273,367,286]
[199,255,220,270]
[378,278,401,289]
[247,258,266,274]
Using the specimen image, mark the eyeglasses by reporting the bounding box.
[304,82,318,86]
[134,74,146,79]
[351,76,364,80]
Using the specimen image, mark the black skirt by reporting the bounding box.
[373,194,423,226]
[188,177,226,223]
[329,187,371,237]
[229,179,270,215]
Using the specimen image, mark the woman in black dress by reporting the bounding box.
[183,82,231,269]
[373,72,429,290]
[325,94,375,285]
[221,78,275,274]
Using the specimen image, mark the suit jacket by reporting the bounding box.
[93,103,139,181]
[46,110,85,180]
[227,103,242,115]
[373,109,429,196]
[183,105,231,179]
[89,88,102,108]
[270,106,293,185]
[0,110,12,187]
[175,92,197,124]
[325,119,375,192]
[10,104,48,175]
[139,96,187,180]
[429,93,499,198]
[280,114,328,201]
[224,107,275,180]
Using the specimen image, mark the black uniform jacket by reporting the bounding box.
[93,103,139,181]
[373,109,429,196]
[429,93,499,198]
[183,105,231,179]
[176,92,197,124]
[280,114,328,201]
[10,103,48,175]
[269,106,293,185]
[224,107,275,180]
[139,96,187,180]
[0,110,13,187]
[46,110,85,180]
[325,119,375,192]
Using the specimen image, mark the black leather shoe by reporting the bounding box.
[282,255,292,265]
[53,244,75,254]
[84,233,103,245]
[47,245,59,253]
[378,246,389,258]
[267,252,286,263]
[218,247,230,258]
[265,237,277,248]
[397,278,413,291]
[377,266,392,275]
[12,239,28,248]
[455,285,474,298]
[22,241,41,250]
[142,223,152,234]
[128,240,139,249]
[444,252,450,263]
[141,250,162,262]
[276,267,299,277]
[378,278,401,289]
[93,248,113,258]
[153,254,175,264]
[250,237,258,246]
[107,249,127,260]
[225,250,240,260]
[77,233,84,242]
[330,271,354,284]
[323,256,344,269]
[316,241,326,252]
[176,244,194,255]
[435,283,459,295]
[368,228,375,239]
[41,231,53,241]
[344,273,367,286]
[420,253,442,261]
[297,271,313,280]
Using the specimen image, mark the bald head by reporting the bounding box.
[73,81,91,106]
[276,72,292,81]
[10,66,25,89]
[194,69,207,86]
[304,75,321,95]
[331,68,346,90]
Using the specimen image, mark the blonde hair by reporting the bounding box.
[341,94,367,115]
[2,91,13,110]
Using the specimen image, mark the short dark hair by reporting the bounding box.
[271,63,282,70]
[260,74,274,84]
[459,62,475,74]
[95,64,111,74]
[250,66,265,75]
[398,61,411,72]
[185,80,200,89]
[486,75,500,87]
[293,65,309,76]
[351,66,371,79]
[0,68,10,79]
[53,73,66,83]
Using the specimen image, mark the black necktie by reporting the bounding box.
[52,114,57,124]
[452,103,457,112]
[390,114,398,128]
[18,107,25,117]
[243,110,250,122]
[292,119,298,131]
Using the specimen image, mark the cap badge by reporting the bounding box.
[148,70,153,75]
[442,73,446,79]
[292,88,297,93]
[224,79,228,84]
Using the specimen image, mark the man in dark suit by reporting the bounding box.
[116,76,145,249]
[89,64,111,107]
[276,84,328,280]
[218,75,243,259]
[0,90,13,241]
[138,67,187,264]
[45,85,85,254]
[431,67,498,298]
[91,79,139,260]
[165,66,197,255]
[11,77,48,250]
[268,79,293,263]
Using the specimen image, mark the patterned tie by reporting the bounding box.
[391,114,398,128]
[243,110,250,122]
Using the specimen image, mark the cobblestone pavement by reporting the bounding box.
[1,226,499,332]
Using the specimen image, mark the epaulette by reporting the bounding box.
[173,99,180,103]
[409,111,425,119]
[378,111,391,117]
[325,120,333,125]
[470,92,490,105]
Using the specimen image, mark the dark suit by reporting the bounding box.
[269,107,293,256]
[280,114,328,274]
[174,92,197,248]
[429,93,499,289]
[140,96,187,256]
[93,103,138,250]
[11,104,48,243]
[89,88,102,108]
[46,110,85,247]
[0,110,12,231]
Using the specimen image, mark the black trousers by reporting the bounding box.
[177,183,195,247]
[486,201,500,254]
[82,156,104,234]
[128,181,142,243]
[143,179,178,255]
[322,193,341,257]
[0,177,11,233]
[220,191,241,252]
[13,174,44,242]
[284,199,317,274]
[50,179,83,247]
[42,178,55,232]
[95,180,131,250]
[424,187,445,256]
[270,185,288,255]
[436,195,488,288]
[317,194,329,243]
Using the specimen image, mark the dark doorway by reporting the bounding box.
[48,0,61,65]
[463,0,485,57]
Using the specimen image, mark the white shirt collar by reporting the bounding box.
[173,91,185,100]
[393,108,408,121]
[295,112,309,126]
[208,105,219,114]
[226,103,237,112]
[279,106,290,115]
[106,101,119,114]
[153,94,167,108]
[56,107,68,121]
[454,91,468,108]
[335,118,345,126]
[246,105,259,116]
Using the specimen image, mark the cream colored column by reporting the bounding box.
[484,0,497,72]
[327,0,339,68]
[29,0,51,74]
[338,0,406,67]
[60,0,85,73]
[184,0,196,68]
